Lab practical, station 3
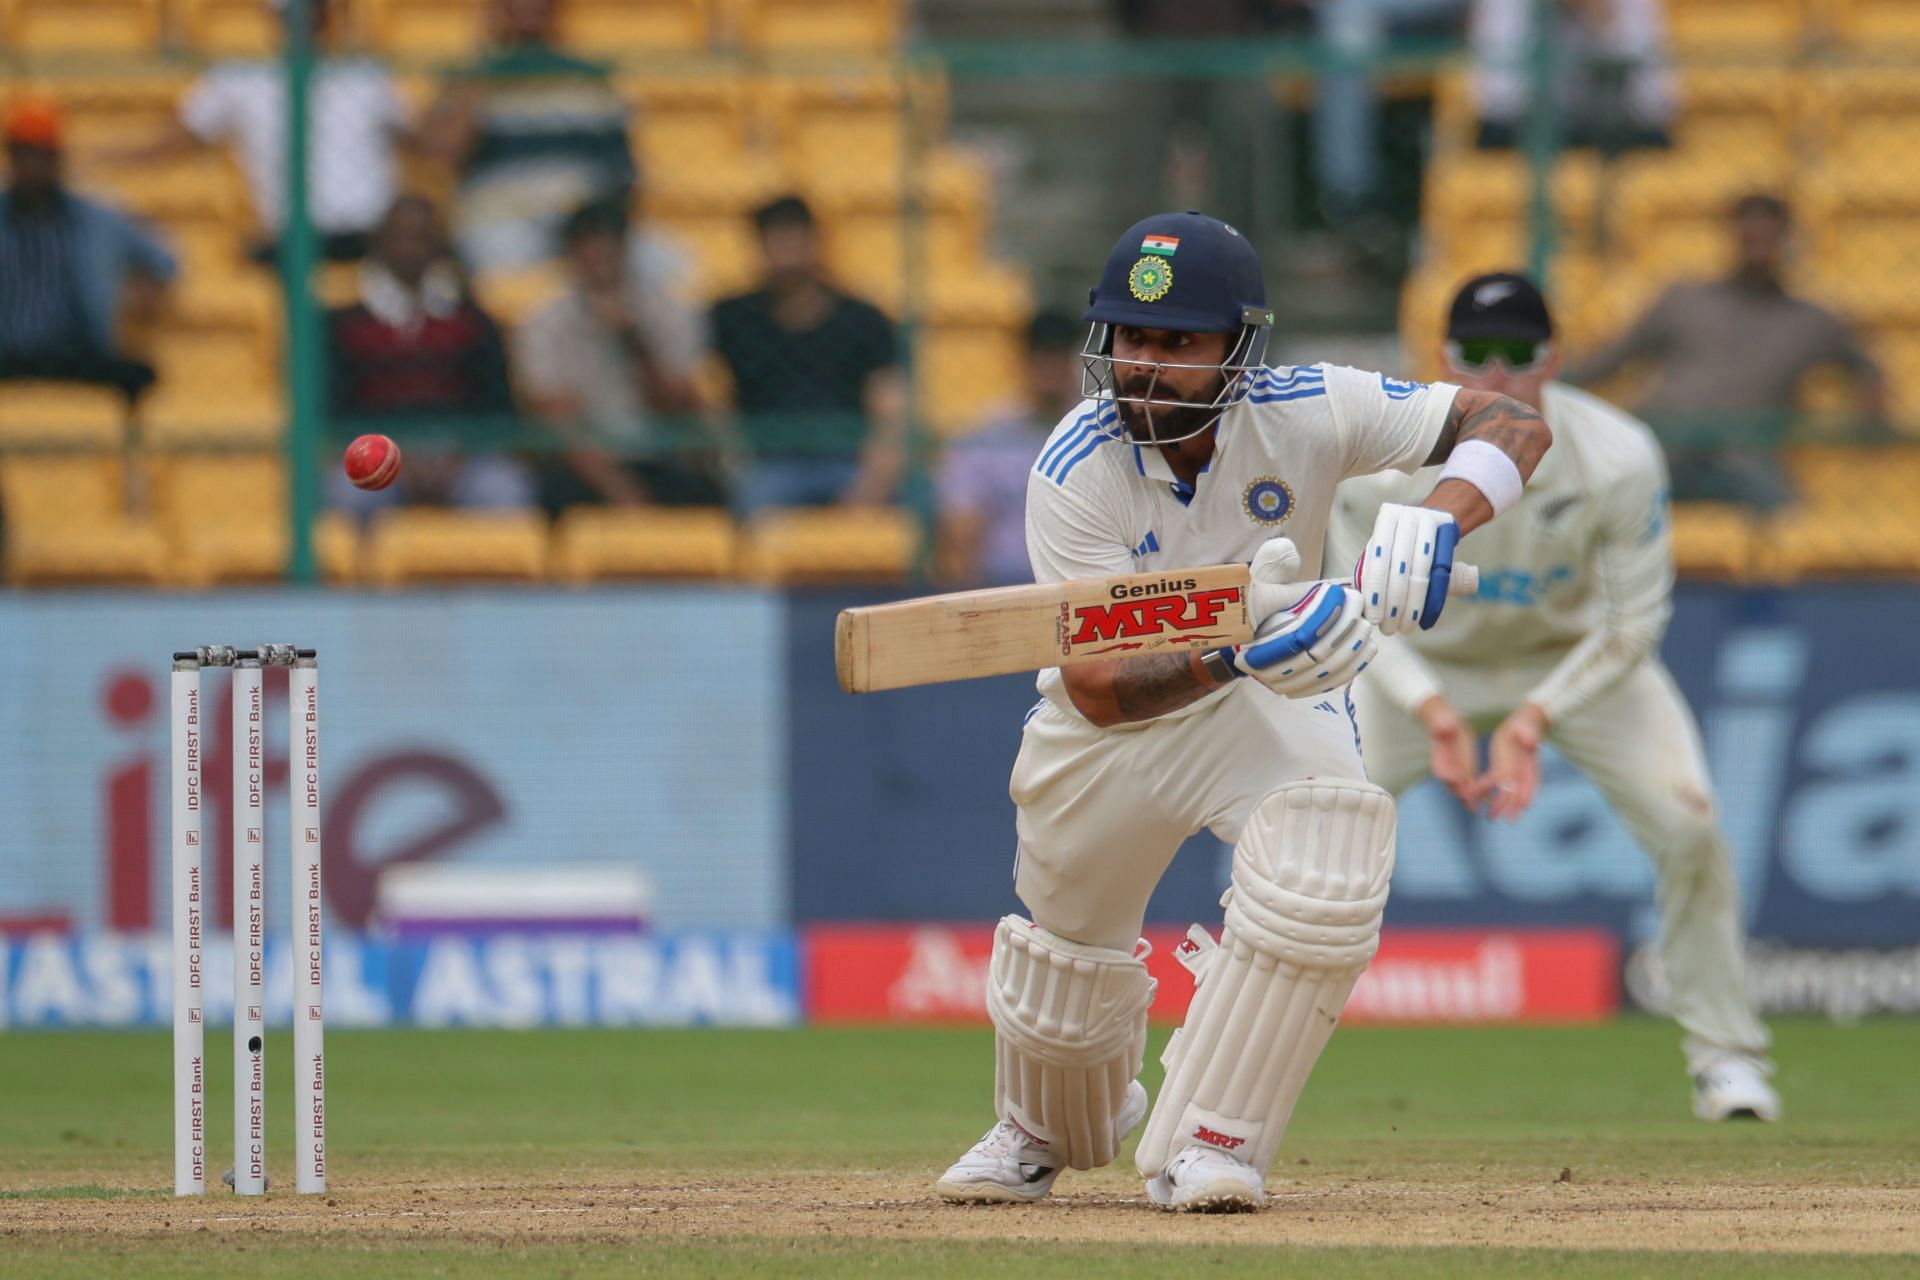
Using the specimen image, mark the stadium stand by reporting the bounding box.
[1408,14,1920,577]
[8,0,1920,584]
[738,506,918,583]
[365,510,551,585]
[551,506,737,582]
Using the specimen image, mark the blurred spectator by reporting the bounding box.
[325,195,533,512]
[711,196,905,515]
[935,311,1085,588]
[1565,195,1886,511]
[1112,1,1310,243]
[516,197,721,509]
[1113,0,1310,33]
[1314,0,1469,220]
[1471,0,1674,153]
[116,0,411,264]
[423,0,635,273]
[0,99,173,403]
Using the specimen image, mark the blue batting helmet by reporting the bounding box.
[1080,211,1275,444]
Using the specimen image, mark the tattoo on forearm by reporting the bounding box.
[1112,650,1217,721]
[1425,392,1550,473]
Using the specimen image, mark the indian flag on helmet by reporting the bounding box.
[1140,234,1180,256]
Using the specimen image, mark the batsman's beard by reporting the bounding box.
[1116,370,1231,444]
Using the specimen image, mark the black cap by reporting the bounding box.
[1447,272,1553,343]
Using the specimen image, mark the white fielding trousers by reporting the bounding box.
[1011,683,1370,954]
[1354,656,1771,1071]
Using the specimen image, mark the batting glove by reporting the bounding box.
[1212,582,1378,699]
[1357,503,1459,636]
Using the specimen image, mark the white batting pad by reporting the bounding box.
[987,915,1157,1171]
[1135,780,1395,1177]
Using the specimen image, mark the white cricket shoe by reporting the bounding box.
[1144,1144,1267,1213]
[936,1081,1149,1204]
[1692,1054,1781,1122]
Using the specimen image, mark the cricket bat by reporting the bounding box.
[835,561,1480,694]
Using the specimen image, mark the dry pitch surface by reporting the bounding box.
[3,1022,1915,1277]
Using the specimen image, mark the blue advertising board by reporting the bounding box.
[0,930,800,1029]
[788,586,1920,951]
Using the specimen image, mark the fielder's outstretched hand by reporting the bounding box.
[1476,703,1548,820]
[1417,695,1488,811]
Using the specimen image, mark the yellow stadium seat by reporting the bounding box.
[1428,70,1479,153]
[4,519,171,586]
[1626,215,1734,279]
[166,222,253,288]
[645,215,763,301]
[3,0,160,52]
[369,0,487,57]
[0,384,131,449]
[923,263,1035,329]
[1825,0,1920,45]
[313,512,362,583]
[758,72,912,211]
[178,0,282,55]
[563,0,709,53]
[915,325,1026,437]
[1786,444,1920,504]
[42,73,186,149]
[551,506,737,582]
[147,325,276,396]
[1806,70,1920,182]
[471,264,569,328]
[87,153,246,229]
[1766,503,1920,578]
[142,385,285,447]
[1421,151,1601,265]
[0,455,131,524]
[628,79,784,214]
[158,504,359,587]
[1665,0,1805,50]
[788,115,909,212]
[737,0,900,51]
[366,510,549,585]
[1610,155,1785,243]
[919,147,989,219]
[820,209,986,318]
[1671,69,1796,178]
[152,453,286,585]
[1861,330,1920,432]
[1668,503,1760,579]
[738,506,918,583]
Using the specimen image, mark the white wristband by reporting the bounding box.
[1437,438,1524,516]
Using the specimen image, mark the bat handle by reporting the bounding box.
[1446,562,1480,598]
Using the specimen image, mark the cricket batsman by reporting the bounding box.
[936,212,1552,1211]
[1326,273,1778,1123]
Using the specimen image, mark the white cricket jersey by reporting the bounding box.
[1328,381,1675,721]
[1026,363,1459,721]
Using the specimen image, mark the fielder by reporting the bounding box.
[1326,272,1778,1122]
[936,212,1551,1211]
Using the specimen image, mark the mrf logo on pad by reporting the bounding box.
[1058,581,1244,655]
[1193,1125,1248,1151]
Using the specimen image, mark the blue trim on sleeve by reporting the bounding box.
[1035,407,1119,482]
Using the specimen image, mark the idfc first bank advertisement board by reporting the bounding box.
[0,591,798,1029]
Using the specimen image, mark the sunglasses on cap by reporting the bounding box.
[1444,337,1552,375]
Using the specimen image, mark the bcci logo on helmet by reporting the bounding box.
[1128,256,1172,303]
[1243,477,1293,525]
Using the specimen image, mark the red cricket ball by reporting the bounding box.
[343,433,403,491]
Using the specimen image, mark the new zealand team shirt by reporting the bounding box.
[1025,364,1460,722]
[1327,380,1676,723]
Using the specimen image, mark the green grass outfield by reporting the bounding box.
[2,1018,1916,1277]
